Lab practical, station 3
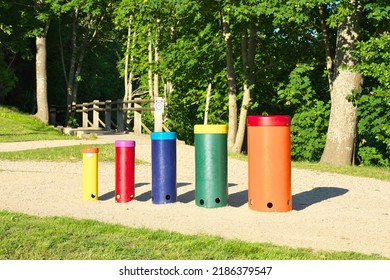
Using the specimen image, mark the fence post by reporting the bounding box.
[49,105,56,126]
[123,101,129,131]
[93,100,99,128]
[105,100,112,131]
[134,98,142,134]
[82,103,88,128]
[154,111,163,132]
[117,99,124,132]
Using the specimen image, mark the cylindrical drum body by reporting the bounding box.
[194,124,228,208]
[151,132,177,204]
[247,115,292,212]
[82,147,99,201]
[115,140,135,203]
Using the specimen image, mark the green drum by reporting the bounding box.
[194,124,228,208]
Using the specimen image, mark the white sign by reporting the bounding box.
[154,97,164,113]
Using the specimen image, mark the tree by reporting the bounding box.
[320,0,363,165]
[350,0,390,167]
[0,2,17,102]
[229,3,260,153]
[222,1,262,152]
[222,12,238,151]
[50,0,118,115]
[266,0,364,165]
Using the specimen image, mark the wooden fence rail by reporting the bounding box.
[49,98,166,133]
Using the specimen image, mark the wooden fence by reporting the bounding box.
[49,98,166,133]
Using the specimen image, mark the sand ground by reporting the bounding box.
[0,132,389,258]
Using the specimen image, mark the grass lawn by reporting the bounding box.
[0,211,386,260]
[0,144,146,164]
[229,153,390,181]
[0,106,76,142]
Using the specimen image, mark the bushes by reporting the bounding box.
[352,34,390,167]
[355,92,390,167]
[277,64,329,162]
[290,101,329,162]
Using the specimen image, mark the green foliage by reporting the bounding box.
[0,51,16,97]
[352,34,390,167]
[290,101,330,161]
[364,1,390,28]
[277,64,329,161]
[353,35,390,89]
[355,93,390,167]
[66,117,79,128]
[277,64,317,110]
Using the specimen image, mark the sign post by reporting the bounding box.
[154,97,164,132]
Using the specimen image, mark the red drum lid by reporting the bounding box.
[247,115,290,126]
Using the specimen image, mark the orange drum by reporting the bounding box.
[247,116,292,212]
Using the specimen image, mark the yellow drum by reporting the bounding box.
[82,147,99,201]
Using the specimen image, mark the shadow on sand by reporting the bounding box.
[98,182,150,201]
[292,187,349,211]
[227,186,349,210]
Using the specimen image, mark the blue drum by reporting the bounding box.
[151,132,177,204]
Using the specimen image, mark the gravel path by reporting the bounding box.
[0,133,389,258]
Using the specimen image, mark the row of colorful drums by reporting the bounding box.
[82,115,292,212]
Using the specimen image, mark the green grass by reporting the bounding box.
[229,152,390,181]
[0,144,146,164]
[291,161,390,181]
[0,106,75,142]
[0,210,385,260]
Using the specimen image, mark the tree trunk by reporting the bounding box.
[318,5,334,91]
[320,0,363,165]
[204,82,212,125]
[223,16,237,151]
[248,25,257,87]
[66,9,79,108]
[232,83,250,153]
[35,34,49,124]
[34,0,49,124]
[154,19,160,99]
[231,26,256,153]
[124,16,132,102]
[72,33,89,103]
[148,25,153,100]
